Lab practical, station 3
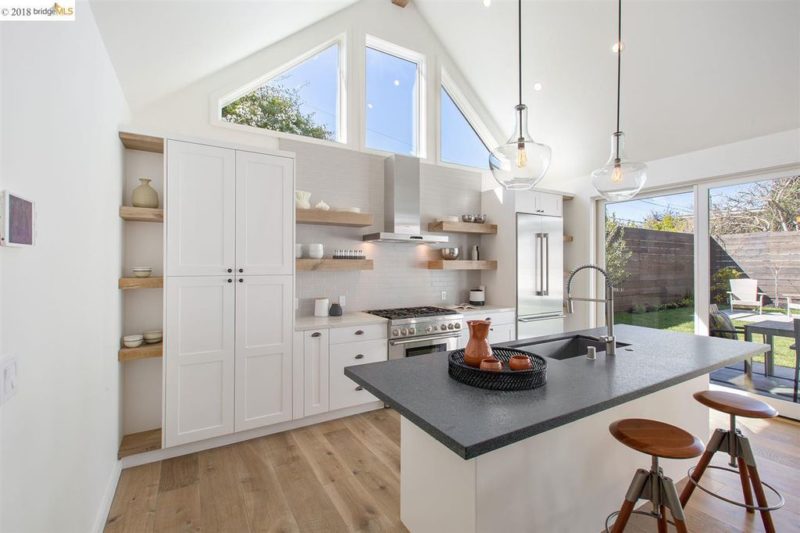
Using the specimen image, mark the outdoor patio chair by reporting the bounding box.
[788,318,800,402]
[709,304,744,339]
[728,279,765,314]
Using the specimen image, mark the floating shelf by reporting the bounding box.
[428,221,497,235]
[118,428,162,459]
[427,260,497,271]
[119,277,164,290]
[564,235,574,243]
[118,342,162,362]
[297,259,374,272]
[119,206,164,222]
[296,209,374,227]
[119,132,164,154]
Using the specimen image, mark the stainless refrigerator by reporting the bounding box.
[517,212,565,339]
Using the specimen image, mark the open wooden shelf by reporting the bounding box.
[119,277,164,290]
[119,132,164,154]
[118,428,162,459]
[119,206,164,222]
[296,209,374,227]
[118,342,162,362]
[427,260,497,271]
[297,259,374,272]
[428,221,497,235]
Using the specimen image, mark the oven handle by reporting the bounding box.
[389,333,461,346]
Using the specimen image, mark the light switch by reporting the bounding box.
[339,295,346,307]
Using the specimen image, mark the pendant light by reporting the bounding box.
[591,0,646,201]
[489,0,551,191]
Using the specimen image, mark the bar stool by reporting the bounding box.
[680,390,784,533]
[606,418,704,533]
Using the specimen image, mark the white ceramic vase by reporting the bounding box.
[132,178,159,208]
[296,190,311,209]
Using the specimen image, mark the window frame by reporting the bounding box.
[213,34,347,145]
[437,69,498,171]
[362,35,427,158]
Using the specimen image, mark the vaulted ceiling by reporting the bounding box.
[92,0,800,183]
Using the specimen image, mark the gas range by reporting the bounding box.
[366,306,464,340]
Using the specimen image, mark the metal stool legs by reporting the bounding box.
[607,457,688,533]
[680,415,784,533]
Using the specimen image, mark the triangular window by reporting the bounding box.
[221,42,342,142]
[440,86,490,169]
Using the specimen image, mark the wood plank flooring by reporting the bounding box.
[105,408,799,532]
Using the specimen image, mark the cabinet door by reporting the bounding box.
[534,192,563,217]
[166,140,236,276]
[235,151,294,276]
[165,276,235,447]
[303,330,329,417]
[488,322,516,344]
[234,276,293,431]
[329,339,386,411]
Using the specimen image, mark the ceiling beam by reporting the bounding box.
[392,0,410,7]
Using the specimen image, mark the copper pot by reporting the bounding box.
[464,320,493,367]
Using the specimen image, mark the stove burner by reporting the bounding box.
[366,306,456,320]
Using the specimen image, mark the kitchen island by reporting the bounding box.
[345,325,769,532]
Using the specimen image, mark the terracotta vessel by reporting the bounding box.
[464,320,492,367]
[479,357,503,372]
[509,354,533,371]
[132,177,159,208]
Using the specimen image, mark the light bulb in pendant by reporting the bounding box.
[516,142,528,168]
[591,132,646,201]
[611,161,623,183]
[489,104,550,190]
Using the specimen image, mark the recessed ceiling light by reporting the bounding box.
[533,83,543,91]
[611,41,625,53]
[393,79,400,86]
[483,0,491,7]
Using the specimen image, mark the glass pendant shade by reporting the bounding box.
[591,131,646,201]
[489,104,551,191]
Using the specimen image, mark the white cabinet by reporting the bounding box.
[488,322,515,344]
[165,276,235,447]
[302,330,330,417]
[234,276,293,431]
[329,339,386,410]
[534,192,562,217]
[458,311,517,349]
[235,151,294,276]
[166,141,236,276]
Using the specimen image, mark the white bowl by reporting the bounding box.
[132,267,152,278]
[143,330,163,343]
[123,334,144,348]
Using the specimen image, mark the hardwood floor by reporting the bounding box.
[105,409,799,532]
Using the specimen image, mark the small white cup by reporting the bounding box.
[314,298,330,317]
[308,243,324,259]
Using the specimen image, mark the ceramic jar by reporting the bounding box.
[464,320,493,367]
[296,190,312,209]
[132,178,159,208]
[308,243,324,259]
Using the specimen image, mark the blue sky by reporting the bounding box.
[259,43,489,168]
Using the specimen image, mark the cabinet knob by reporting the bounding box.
[355,354,364,360]
[355,330,364,336]
[227,268,233,273]
[355,386,364,391]
[311,332,322,338]
[227,279,233,283]
[238,268,244,273]
[238,278,243,283]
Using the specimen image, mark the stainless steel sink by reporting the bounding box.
[512,335,630,360]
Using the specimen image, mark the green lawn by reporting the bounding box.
[615,307,798,369]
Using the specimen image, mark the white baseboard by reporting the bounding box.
[120,401,384,469]
[93,459,122,533]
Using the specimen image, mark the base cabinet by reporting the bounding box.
[330,339,385,410]
[302,330,330,417]
[458,311,517,349]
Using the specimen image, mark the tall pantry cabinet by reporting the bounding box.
[164,140,294,447]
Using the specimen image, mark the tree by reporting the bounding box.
[221,83,333,140]
[605,216,633,288]
[710,176,800,235]
[642,209,693,233]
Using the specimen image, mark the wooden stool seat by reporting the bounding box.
[610,418,705,460]
[693,390,778,419]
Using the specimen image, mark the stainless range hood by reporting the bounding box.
[362,155,448,244]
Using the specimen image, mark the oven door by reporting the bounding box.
[388,333,461,360]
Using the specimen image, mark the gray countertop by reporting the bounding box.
[345,325,769,459]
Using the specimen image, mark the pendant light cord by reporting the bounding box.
[518,0,523,107]
[615,0,622,160]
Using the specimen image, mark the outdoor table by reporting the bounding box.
[743,319,795,376]
[785,293,800,316]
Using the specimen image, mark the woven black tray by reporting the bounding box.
[448,347,547,391]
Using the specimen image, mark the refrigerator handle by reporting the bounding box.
[535,233,543,296]
[543,233,550,296]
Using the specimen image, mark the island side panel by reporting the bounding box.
[401,417,477,533]
[474,375,709,533]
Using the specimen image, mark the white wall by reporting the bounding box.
[286,139,485,315]
[0,3,130,531]
[562,128,800,330]
[128,0,502,167]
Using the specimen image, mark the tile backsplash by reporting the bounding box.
[282,139,486,316]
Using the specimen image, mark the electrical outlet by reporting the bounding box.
[339,295,346,307]
[441,291,447,302]
[0,356,17,406]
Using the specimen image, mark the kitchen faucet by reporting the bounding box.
[566,264,616,356]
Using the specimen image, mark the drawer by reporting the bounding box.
[330,339,387,410]
[329,323,386,344]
